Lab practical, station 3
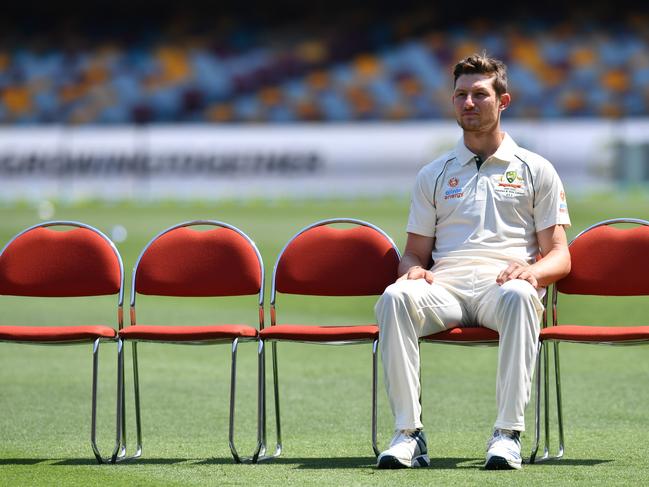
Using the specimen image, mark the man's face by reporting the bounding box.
[452,74,509,133]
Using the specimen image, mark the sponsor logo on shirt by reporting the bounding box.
[445,177,464,199]
[559,190,568,212]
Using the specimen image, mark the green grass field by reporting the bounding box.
[1,193,649,486]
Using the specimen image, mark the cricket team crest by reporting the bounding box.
[495,168,526,196]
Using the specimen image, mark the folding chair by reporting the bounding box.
[0,221,123,463]
[255,218,400,461]
[530,218,649,463]
[118,220,264,463]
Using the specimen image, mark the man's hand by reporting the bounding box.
[397,266,434,284]
[496,262,539,288]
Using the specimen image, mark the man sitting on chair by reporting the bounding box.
[375,53,571,470]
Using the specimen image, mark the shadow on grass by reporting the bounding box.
[0,458,209,466]
[429,457,613,469]
[524,458,613,467]
[0,458,53,465]
[0,456,614,468]
[54,458,201,466]
[204,456,379,468]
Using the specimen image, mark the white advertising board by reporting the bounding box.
[0,120,647,202]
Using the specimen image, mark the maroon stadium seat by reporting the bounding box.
[530,218,649,463]
[0,221,124,463]
[119,220,264,463]
[256,218,400,461]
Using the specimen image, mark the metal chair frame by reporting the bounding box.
[254,218,400,462]
[0,220,124,464]
[117,220,264,463]
[530,218,649,463]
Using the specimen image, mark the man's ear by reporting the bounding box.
[499,93,511,111]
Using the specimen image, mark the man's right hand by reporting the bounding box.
[397,266,434,284]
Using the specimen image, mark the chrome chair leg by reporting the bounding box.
[270,341,282,457]
[91,338,102,463]
[530,341,543,463]
[372,339,379,457]
[543,342,551,459]
[553,342,565,459]
[228,338,242,463]
[252,340,282,462]
[251,340,266,463]
[113,340,142,462]
[260,341,267,457]
[112,338,125,463]
[90,338,122,464]
[132,342,143,457]
[530,340,565,463]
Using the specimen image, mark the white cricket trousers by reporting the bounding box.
[375,259,544,432]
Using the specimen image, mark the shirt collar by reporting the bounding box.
[455,133,519,166]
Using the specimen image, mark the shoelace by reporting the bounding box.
[487,429,520,449]
[390,430,415,446]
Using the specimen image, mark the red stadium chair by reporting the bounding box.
[0,221,123,463]
[118,220,264,463]
[419,324,500,427]
[421,326,500,345]
[255,218,400,461]
[530,218,649,463]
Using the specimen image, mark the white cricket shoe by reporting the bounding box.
[485,429,522,470]
[376,429,430,469]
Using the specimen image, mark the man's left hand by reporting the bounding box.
[496,262,539,288]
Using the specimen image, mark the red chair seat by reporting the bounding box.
[0,325,116,342]
[260,324,379,342]
[541,325,649,343]
[119,324,258,341]
[421,326,499,343]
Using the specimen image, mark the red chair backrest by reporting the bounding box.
[275,224,400,296]
[557,223,649,296]
[0,225,121,297]
[135,226,262,297]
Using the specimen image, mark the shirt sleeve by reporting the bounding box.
[406,167,437,237]
[533,160,571,232]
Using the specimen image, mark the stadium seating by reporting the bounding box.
[530,218,649,463]
[255,218,400,461]
[0,221,123,463]
[1,12,648,123]
[118,220,264,463]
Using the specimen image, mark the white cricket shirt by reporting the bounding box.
[407,133,571,265]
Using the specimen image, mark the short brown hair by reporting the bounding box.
[453,53,508,97]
